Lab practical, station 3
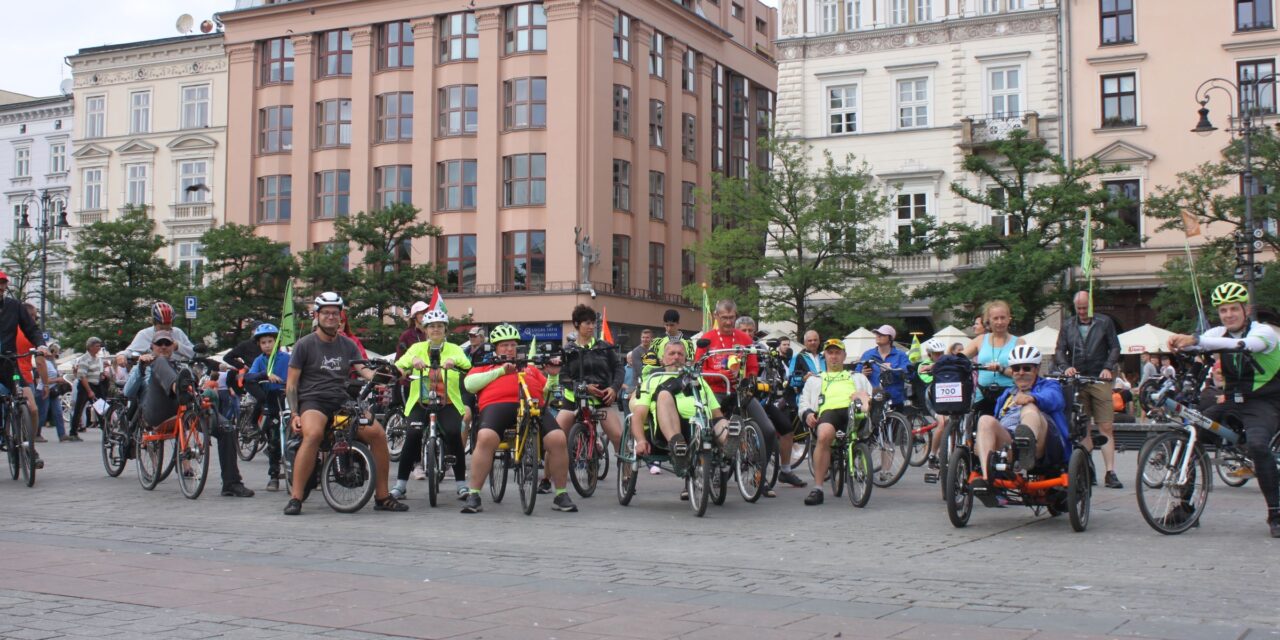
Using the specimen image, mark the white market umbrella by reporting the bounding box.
[1020,326,1059,356]
[1119,323,1175,354]
[843,327,877,362]
[929,325,970,351]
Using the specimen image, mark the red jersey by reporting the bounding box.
[15,329,32,384]
[469,363,546,412]
[695,329,759,394]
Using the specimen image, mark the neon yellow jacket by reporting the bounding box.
[395,340,471,416]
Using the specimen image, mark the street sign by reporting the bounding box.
[185,295,198,319]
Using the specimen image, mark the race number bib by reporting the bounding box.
[935,382,963,403]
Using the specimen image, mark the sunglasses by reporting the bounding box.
[153,340,174,347]
[1010,364,1037,373]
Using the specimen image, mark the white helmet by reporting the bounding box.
[1007,344,1042,367]
[924,338,946,354]
[313,291,344,312]
[421,309,448,326]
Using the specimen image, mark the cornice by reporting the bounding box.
[1085,51,1147,66]
[544,0,583,21]
[0,105,73,125]
[74,57,228,89]
[474,8,502,31]
[227,43,257,65]
[71,41,224,73]
[779,10,1057,61]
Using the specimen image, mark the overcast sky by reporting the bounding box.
[1,0,779,98]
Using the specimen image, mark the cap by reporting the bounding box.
[409,301,429,317]
[152,330,175,343]
[663,309,680,323]
[873,324,897,340]
[822,338,845,351]
[0,271,9,282]
[467,326,486,337]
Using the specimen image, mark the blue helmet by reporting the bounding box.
[252,323,280,341]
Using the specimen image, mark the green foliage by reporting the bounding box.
[193,223,295,345]
[0,233,48,305]
[1152,246,1280,334]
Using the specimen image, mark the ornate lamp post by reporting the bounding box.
[17,189,71,333]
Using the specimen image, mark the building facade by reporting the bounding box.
[218,0,777,344]
[773,0,1062,335]
[68,34,228,282]
[0,94,74,314]
[1067,0,1280,328]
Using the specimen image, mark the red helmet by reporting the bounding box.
[152,301,175,325]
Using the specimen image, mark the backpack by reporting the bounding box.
[927,354,975,414]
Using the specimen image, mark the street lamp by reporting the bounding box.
[1192,73,1279,319]
[18,189,71,333]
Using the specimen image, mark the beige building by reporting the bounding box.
[218,0,777,344]
[1067,0,1280,327]
[68,34,228,282]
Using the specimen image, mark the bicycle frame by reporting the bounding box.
[1147,378,1240,486]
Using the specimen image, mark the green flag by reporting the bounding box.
[1081,211,1094,316]
[267,279,295,373]
[907,333,922,364]
[701,283,712,334]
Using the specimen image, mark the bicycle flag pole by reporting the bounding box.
[266,279,295,374]
[1181,210,1211,334]
[428,285,447,315]
[601,306,614,344]
[701,282,712,334]
[1080,210,1094,317]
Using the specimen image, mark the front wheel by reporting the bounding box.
[321,442,376,513]
[735,421,767,503]
[423,435,440,507]
[135,431,166,491]
[567,422,598,498]
[1068,447,1091,532]
[490,451,509,503]
[689,450,711,517]
[176,412,211,500]
[14,410,35,487]
[871,412,911,488]
[1135,431,1209,535]
[236,411,263,462]
[908,415,933,467]
[848,441,872,508]
[617,429,639,506]
[595,428,610,482]
[385,413,407,463]
[944,446,974,528]
[516,420,539,516]
[101,404,130,477]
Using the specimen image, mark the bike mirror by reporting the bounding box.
[766,339,781,349]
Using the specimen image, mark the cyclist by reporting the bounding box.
[462,323,576,514]
[644,309,695,380]
[0,271,48,468]
[915,338,950,471]
[859,324,911,407]
[554,305,624,458]
[735,316,803,491]
[962,300,1025,416]
[971,345,1069,496]
[244,323,288,492]
[630,340,730,477]
[1168,282,1280,537]
[223,325,269,434]
[283,292,405,515]
[391,309,471,501]
[798,339,872,505]
[126,302,196,359]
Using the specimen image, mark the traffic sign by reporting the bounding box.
[185,295,198,319]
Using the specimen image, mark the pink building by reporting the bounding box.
[219,0,777,343]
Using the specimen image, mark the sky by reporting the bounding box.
[0,0,779,98]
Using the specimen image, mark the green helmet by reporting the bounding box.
[1210,282,1249,307]
[488,323,521,344]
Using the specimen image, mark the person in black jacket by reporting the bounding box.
[223,332,266,429]
[1054,290,1123,488]
[0,272,48,467]
[554,305,624,456]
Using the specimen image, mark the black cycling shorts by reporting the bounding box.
[817,408,853,432]
[644,416,693,449]
[478,402,556,438]
[298,396,344,418]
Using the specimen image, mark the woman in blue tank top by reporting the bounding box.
[962,300,1025,416]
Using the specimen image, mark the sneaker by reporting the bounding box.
[926,455,939,470]
[461,492,483,513]
[69,434,82,442]
[1104,471,1124,489]
[1163,503,1194,527]
[390,487,406,500]
[283,498,302,516]
[804,489,824,505]
[1013,424,1037,471]
[33,435,46,443]
[456,486,470,500]
[778,471,807,488]
[537,479,552,495]
[649,463,662,475]
[266,478,280,492]
[221,484,255,498]
[59,436,71,443]
[1270,517,1280,539]
[374,495,409,512]
[552,492,579,512]
[34,456,43,470]
[411,466,426,481]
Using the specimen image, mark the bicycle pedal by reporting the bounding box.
[923,472,938,484]
[503,430,517,441]
[726,424,741,437]
[671,442,689,458]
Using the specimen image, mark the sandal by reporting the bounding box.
[374,495,409,512]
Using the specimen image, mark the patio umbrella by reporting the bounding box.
[1020,326,1059,356]
[1118,324,1176,354]
[843,327,877,362]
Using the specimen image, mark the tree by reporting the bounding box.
[690,135,901,338]
[913,130,1132,333]
[57,207,180,352]
[193,223,296,345]
[0,233,45,305]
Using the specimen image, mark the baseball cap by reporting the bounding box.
[467,326,485,337]
[822,338,845,351]
[873,324,897,340]
[0,271,9,282]
[663,309,680,323]
[152,330,175,344]
[409,301,429,317]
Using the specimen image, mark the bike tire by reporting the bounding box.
[135,430,166,491]
[908,413,933,467]
[159,436,177,483]
[517,421,538,516]
[236,411,262,462]
[735,420,767,503]
[15,409,34,487]
[1135,431,1209,535]
[848,441,872,508]
[101,404,129,477]
[1213,447,1251,488]
[1068,447,1091,532]
[711,458,728,506]
[617,430,638,506]
[321,442,377,513]
[830,442,846,498]
[176,412,211,500]
[490,451,509,503]
[689,450,711,517]
[595,427,610,482]
[385,413,407,463]
[871,411,911,488]
[424,436,440,507]
[5,406,18,481]
[944,446,974,528]
[567,422,598,498]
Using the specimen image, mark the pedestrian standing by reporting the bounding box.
[70,337,110,440]
[1054,291,1124,489]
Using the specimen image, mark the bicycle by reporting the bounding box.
[134,358,214,499]
[484,346,551,515]
[99,392,134,477]
[406,345,455,507]
[0,352,39,487]
[698,345,770,503]
[560,342,616,499]
[853,360,912,489]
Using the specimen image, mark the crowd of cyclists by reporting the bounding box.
[1,273,1276,537]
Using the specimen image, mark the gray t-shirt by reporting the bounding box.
[289,332,362,405]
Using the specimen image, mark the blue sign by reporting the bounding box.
[184,295,198,319]
[42,332,50,342]
[519,323,562,342]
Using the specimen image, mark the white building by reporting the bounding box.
[68,33,228,282]
[0,93,75,311]
[772,0,1062,334]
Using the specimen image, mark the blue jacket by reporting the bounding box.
[994,377,1070,461]
[248,351,290,392]
[859,347,911,406]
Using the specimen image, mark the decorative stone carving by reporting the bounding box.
[74,57,228,88]
[781,0,798,35]
[793,14,1055,60]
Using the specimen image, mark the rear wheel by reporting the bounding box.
[617,430,638,506]
[176,412,211,500]
[735,421,767,503]
[567,422,598,498]
[136,430,166,491]
[423,435,440,507]
[908,414,933,467]
[385,413,407,463]
[236,411,263,462]
[516,421,539,515]
[101,404,129,477]
[871,412,911,488]
[490,451,509,503]
[1213,448,1252,488]
[944,446,974,528]
[5,407,18,480]
[15,410,34,487]
[1068,447,1091,532]
[321,442,376,513]
[848,441,872,508]
[1135,431,1209,535]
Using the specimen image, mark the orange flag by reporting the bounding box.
[601,306,614,344]
[1181,210,1202,237]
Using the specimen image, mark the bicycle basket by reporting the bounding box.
[927,355,974,415]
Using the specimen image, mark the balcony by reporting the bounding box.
[77,210,106,225]
[890,254,934,273]
[169,202,213,221]
[955,247,1005,270]
[450,279,687,305]
[959,111,1040,155]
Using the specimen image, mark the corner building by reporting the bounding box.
[220,0,777,345]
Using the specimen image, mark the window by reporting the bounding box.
[437,160,477,211]
[612,235,630,291]
[85,96,105,138]
[845,0,862,30]
[314,170,350,219]
[650,171,665,220]
[505,3,547,54]
[259,106,293,153]
[895,192,928,248]
[682,181,697,228]
[180,161,208,202]
[440,13,479,62]
[502,154,546,206]
[1101,73,1137,127]
[828,84,858,134]
[916,0,932,21]
[1238,0,1274,31]
[439,235,477,293]
[82,168,103,210]
[756,17,768,34]
[1008,0,1028,9]
[649,243,665,294]
[258,175,292,223]
[380,21,414,69]
[49,143,65,174]
[177,241,204,284]
[314,241,350,271]
[1105,180,1141,248]
[729,75,750,178]
[987,187,1023,237]
[731,3,743,19]
[375,165,413,207]
[126,164,148,206]
[613,160,631,211]
[503,230,546,291]
[649,32,665,78]
[504,77,547,129]
[818,0,839,32]
[1239,60,1276,116]
[650,100,665,147]
[438,85,478,136]
[682,49,698,91]
[712,65,725,173]
[890,0,908,24]
[1100,0,1134,44]
[613,85,631,136]
[319,30,353,77]
[316,99,352,147]
[897,77,928,129]
[613,13,631,62]
[181,85,211,129]
[682,114,697,161]
[13,148,29,178]
[681,250,696,287]
[129,91,150,134]
[980,0,1000,13]
[261,37,294,84]
[989,66,1022,117]
[377,92,413,142]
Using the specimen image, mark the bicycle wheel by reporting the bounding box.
[15,409,34,487]
[908,414,933,467]
[517,422,538,516]
[1068,447,1091,532]
[236,411,262,462]
[617,430,638,506]
[735,420,767,503]
[1135,431,1209,535]
[5,407,19,481]
[321,442,376,513]
[830,442,846,498]
[689,450,711,517]
[176,412,211,500]
[1213,447,1251,488]
[385,413,407,463]
[848,441,872,508]
[423,435,440,507]
[101,403,129,477]
[135,431,166,491]
[595,426,610,482]
[490,451,509,502]
[711,456,728,506]
[871,411,911,488]
[944,446,974,528]
[567,422,598,498]
[159,436,177,482]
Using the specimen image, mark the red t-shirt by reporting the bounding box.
[469,363,546,412]
[16,329,33,384]
[695,329,759,394]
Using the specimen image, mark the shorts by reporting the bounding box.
[645,415,693,449]
[478,402,556,438]
[998,405,1023,431]
[817,408,852,432]
[1202,396,1280,449]
[298,396,345,419]
[1078,381,1115,425]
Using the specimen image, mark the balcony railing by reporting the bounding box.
[957,247,1005,268]
[170,202,213,220]
[890,254,934,273]
[959,111,1040,154]
[77,210,106,225]
[449,279,687,304]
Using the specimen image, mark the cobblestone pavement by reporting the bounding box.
[0,429,1277,639]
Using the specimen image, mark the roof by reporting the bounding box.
[0,90,36,106]
[72,33,222,58]
[0,95,72,113]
